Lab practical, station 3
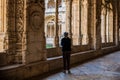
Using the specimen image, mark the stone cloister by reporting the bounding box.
[0,0,120,79]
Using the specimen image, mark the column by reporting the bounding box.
[68,0,72,40]
[104,3,107,43]
[87,0,91,48]
[118,1,120,45]
[114,1,119,46]
[4,0,16,63]
[88,0,102,51]
[65,0,72,45]
[78,0,82,45]
[50,25,52,38]
[54,0,59,47]
[26,0,46,63]
[95,0,102,50]
[88,0,95,49]
[15,0,25,63]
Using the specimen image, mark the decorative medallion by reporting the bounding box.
[28,3,44,31]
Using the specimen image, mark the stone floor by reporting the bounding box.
[30,51,120,80]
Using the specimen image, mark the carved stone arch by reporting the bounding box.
[45,15,55,24]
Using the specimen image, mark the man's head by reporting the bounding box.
[64,32,68,37]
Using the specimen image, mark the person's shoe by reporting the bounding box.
[68,70,71,74]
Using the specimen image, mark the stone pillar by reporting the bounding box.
[65,1,68,32]
[78,0,82,45]
[72,0,79,45]
[113,1,119,46]
[4,0,17,64]
[50,25,52,38]
[54,0,59,48]
[87,0,92,48]
[88,0,102,51]
[26,0,46,63]
[15,0,25,63]
[118,1,120,45]
[87,0,96,49]
[66,0,72,45]
[95,0,102,50]
[104,2,107,44]
[68,0,72,40]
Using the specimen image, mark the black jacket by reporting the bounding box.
[61,37,71,52]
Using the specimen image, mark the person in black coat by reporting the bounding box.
[61,32,71,73]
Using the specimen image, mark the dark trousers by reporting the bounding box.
[62,51,71,70]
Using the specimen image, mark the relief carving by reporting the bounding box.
[30,11,42,31]
[16,0,24,42]
[29,4,44,31]
[28,0,44,32]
